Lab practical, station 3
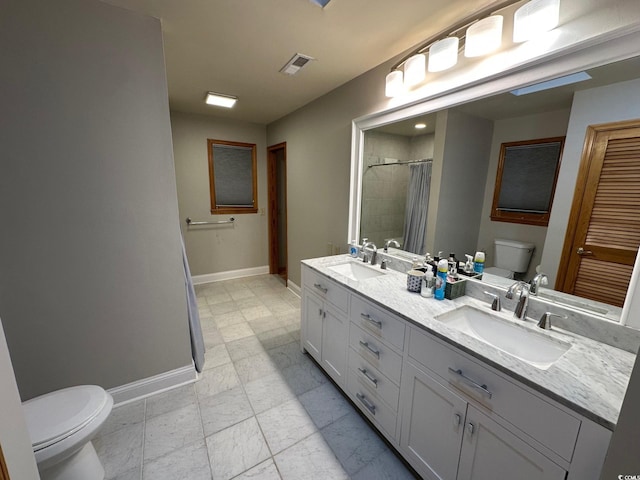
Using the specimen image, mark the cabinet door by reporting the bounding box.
[400,361,466,480]
[458,406,566,480]
[302,290,323,363]
[321,305,348,386]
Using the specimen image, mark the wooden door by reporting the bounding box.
[457,406,566,480]
[0,444,9,480]
[399,361,466,480]
[267,143,287,281]
[557,120,640,307]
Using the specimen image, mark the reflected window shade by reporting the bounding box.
[212,144,254,207]
[497,142,562,213]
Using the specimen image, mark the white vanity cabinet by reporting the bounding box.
[301,265,349,387]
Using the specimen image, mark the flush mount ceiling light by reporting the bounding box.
[384,0,562,98]
[513,0,560,43]
[464,15,504,57]
[510,71,591,96]
[415,123,427,129]
[280,53,315,76]
[205,92,237,108]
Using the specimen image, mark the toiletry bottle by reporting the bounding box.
[421,265,434,298]
[434,259,448,300]
[412,256,421,269]
[464,254,474,274]
[349,240,359,258]
[448,253,458,277]
[473,251,485,274]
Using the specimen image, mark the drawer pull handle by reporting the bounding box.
[358,367,378,388]
[313,283,328,294]
[448,367,493,399]
[453,413,461,427]
[466,422,475,436]
[360,313,382,329]
[359,340,380,359]
[356,392,376,415]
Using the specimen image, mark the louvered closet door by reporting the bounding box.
[560,121,640,307]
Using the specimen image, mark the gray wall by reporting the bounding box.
[429,110,493,258]
[477,108,571,280]
[171,111,268,276]
[542,78,640,287]
[0,0,192,399]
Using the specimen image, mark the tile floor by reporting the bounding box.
[94,274,417,480]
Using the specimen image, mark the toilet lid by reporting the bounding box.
[484,266,514,279]
[23,385,109,451]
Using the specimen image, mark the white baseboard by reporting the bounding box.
[287,280,301,298]
[192,265,270,285]
[108,364,196,406]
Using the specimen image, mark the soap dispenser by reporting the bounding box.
[421,265,434,298]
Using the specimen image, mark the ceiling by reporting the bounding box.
[102,0,498,124]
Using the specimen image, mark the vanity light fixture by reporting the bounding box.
[415,123,427,129]
[464,15,504,58]
[404,54,426,87]
[513,0,560,43]
[205,92,237,108]
[384,0,562,98]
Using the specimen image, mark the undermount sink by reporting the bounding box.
[436,306,571,369]
[328,261,385,281]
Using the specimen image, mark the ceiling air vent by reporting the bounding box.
[280,53,315,76]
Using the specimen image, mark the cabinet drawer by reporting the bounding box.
[350,294,406,351]
[347,368,398,440]
[349,323,402,385]
[302,266,349,313]
[348,347,400,411]
[408,327,581,463]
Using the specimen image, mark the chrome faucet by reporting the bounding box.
[537,311,567,330]
[383,239,400,253]
[362,240,378,265]
[506,281,530,319]
[529,272,548,296]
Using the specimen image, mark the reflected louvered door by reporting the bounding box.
[0,443,9,480]
[560,121,640,307]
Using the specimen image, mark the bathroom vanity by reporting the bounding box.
[300,255,635,480]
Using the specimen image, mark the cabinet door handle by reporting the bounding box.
[356,392,376,415]
[453,413,461,427]
[358,367,378,388]
[313,283,328,294]
[359,340,380,359]
[318,308,323,317]
[360,313,382,329]
[448,367,493,399]
[466,422,475,436]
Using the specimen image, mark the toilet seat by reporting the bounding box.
[484,266,514,279]
[24,385,109,452]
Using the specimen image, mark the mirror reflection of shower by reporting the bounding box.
[360,130,434,254]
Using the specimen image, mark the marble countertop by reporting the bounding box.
[302,255,636,431]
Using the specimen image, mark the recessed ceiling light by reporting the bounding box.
[415,123,427,129]
[205,92,237,108]
[510,71,592,96]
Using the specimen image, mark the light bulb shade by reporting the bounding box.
[385,70,404,97]
[404,54,426,87]
[428,37,459,72]
[513,0,560,43]
[464,15,503,57]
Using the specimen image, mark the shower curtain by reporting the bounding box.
[403,162,432,254]
[181,235,205,372]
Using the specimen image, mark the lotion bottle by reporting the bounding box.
[434,259,448,300]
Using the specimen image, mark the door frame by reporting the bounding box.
[556,118,640,291]
[267,142,287,281]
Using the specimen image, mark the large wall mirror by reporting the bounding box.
[349,37,640,324]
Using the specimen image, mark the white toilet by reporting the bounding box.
[484,238,535,279]
[23,385,113,480]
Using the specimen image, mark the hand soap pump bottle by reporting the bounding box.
[421,265,434,298]
[473,251,485,274]
[434,259,448,300]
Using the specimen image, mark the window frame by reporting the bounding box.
[207,138,258,215]
[490,136,565,227]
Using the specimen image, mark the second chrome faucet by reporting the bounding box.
[506,281,530,319]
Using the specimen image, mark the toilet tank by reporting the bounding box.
[494,238,535,273]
